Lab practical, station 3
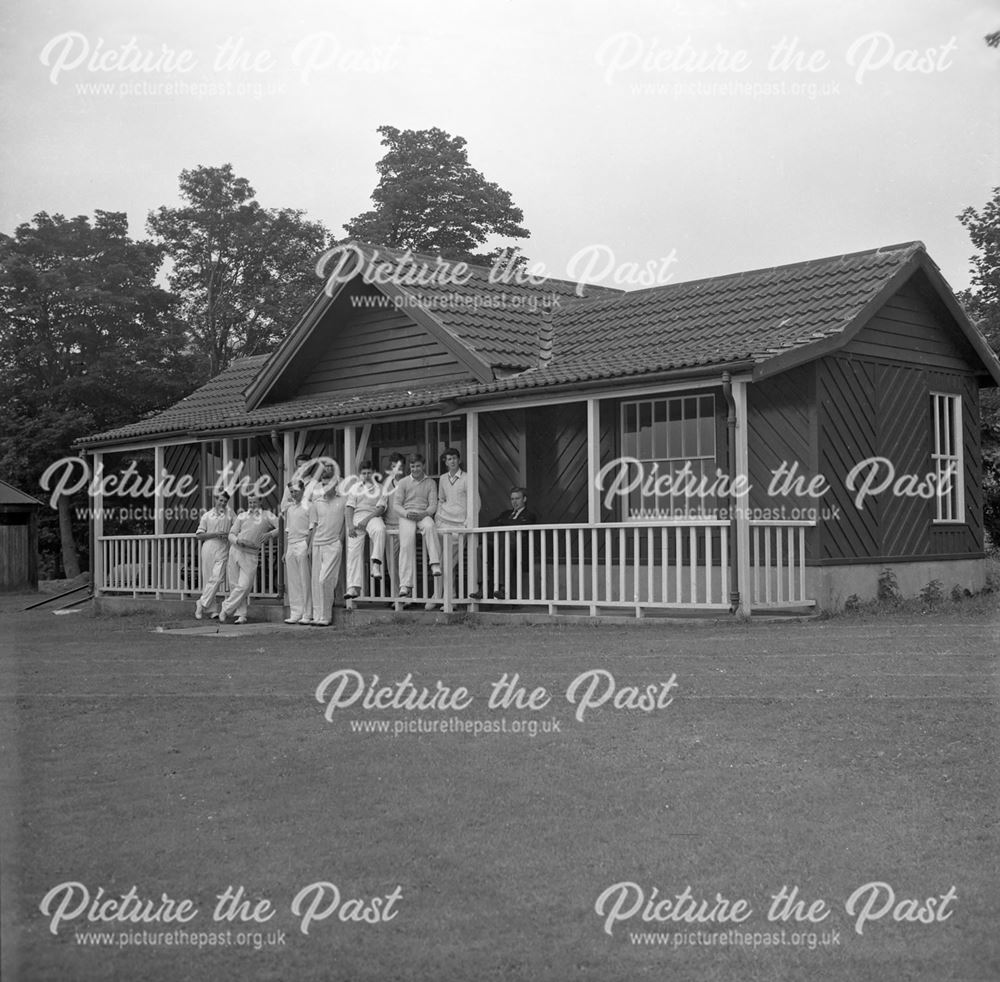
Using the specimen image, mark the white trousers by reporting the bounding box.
[221,545,258,617]
[311,540,343,623]
[435,520,476,596]
[398,516,440,590]
[346,516,386,590]
[197,539,229,612]
[284,539,311,621]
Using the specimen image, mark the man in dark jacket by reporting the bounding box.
[470,487,538,600]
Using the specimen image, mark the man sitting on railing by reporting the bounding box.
[469,487,538,601]
[393,454,442,600]
[344,461,387,600]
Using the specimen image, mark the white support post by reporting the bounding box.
[293,430,308,459]
[154,445,165,536]
[93,450,104,595]
[283,431,295,481]
[356,423,372,471]
[343,426,357,478]
[586,398,600,524]
[466,409,480,607]
[733,380,752,618]
[222,438,234,496]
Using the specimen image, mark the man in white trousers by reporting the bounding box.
[433,447,478,607]
[219,492,279,624]
[344,461,387,599]
[394,453,441,600]
[282,480,312,623]
[309,463,346,626]
[194,490,234,619]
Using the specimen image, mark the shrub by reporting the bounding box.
[919,579,944,606]
[877,568,902,605]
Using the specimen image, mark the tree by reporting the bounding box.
[0,211,196,577]
[958,186,1000,546]
[148,165,331,375]
[344,126,530,263]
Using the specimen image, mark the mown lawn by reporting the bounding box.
[1,597,998,982]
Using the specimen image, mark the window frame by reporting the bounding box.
[618,393,718,520]
[930,391,965,524]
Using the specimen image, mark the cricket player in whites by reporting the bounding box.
[194,490,234,619]
[344,460,387,599]
[282,479,312,623]
[308,462,346,625]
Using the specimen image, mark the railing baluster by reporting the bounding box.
[786,527,794,601]
[688,526,697,604]
[798,526,806,602]
[604,527,612,603]
[703,526,712,605]
[674,527,682,603]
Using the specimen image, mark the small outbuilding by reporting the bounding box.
[0,479,42,591]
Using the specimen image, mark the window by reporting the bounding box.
[931,392,964,523]
[620,394,717,519]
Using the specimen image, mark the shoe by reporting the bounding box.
[312,619,330,626]
[370,560,382,580]
[425,601,441,611]
[493,588,506,600]
[194,603,203,620]
[218,611,227,623]
[284,618,300,624]
[345,588,361,599]
[430,563,442,577]
[299,618,313,625]
[235,616,247,625]
[398,587,412,598]
[469,591,482,600]
[209,612,219,620]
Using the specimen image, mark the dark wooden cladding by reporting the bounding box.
[294,305,470,399]
[164,443,201,533]
[817,356,881,561]
[816,350,983,562]
[747,365,815,514]
[842,277,974,371]
[478,409,525,522]
[260,280,477,403]
[525,403,588,523]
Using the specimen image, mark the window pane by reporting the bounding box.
[667,399,682,457]
[653,400,668,457]
[638,402,653,458]
[698,396,715,456]
[682,398,698,457]
[623,403,636,456]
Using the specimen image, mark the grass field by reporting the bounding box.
[1,596,998,982]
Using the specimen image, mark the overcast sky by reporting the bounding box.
[1,0,997,294]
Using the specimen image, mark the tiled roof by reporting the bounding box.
[81,240,982,446]
[77,356,269,446]
[552,241,927,375]
[363,244,622,367]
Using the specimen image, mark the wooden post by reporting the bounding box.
[343,426,357,478]
[283,431,295,481]
[733,380,752,618]
[93,450,104,595]
[154,445,165,536]
[222,438,234,498]
[466,409,480,608]
[586,398,600,524]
